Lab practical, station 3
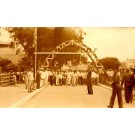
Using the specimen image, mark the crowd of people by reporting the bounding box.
[7,65,135,108]
[107,68,135,108]
[35,68,99,88]
[13,67,99,93]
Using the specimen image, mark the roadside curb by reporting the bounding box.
[9,84,48,108]
[99,83,135,100]
[98,83,112,90]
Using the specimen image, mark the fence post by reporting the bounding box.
[0,73,14,86]
[1,74,3,86]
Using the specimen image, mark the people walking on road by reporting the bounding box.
[44,68,49,85]
[24,71,28,89]
[121,69,134,103]
[59,71,63,86]
[49,70,54,86]
[62,71,67,85]
[95,71,99,85]
[55,71,59,86]
[27,68,34,93]
[91,70,97,85]
[40,68,45,87]
[107,68,123,108]
[13,72,17,86]
[86,65,93,95]
[66,70,71,85]
[71,71,77,87]
[16,71,20,83]
[36,68,41,89]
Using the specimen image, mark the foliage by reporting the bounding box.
[0,57,15,72]
[37,27,84,51]
[37,27,87,67]
[7,27,87,68]
[99,57,121,70]
[6,27,35,57]
[17,56,32,71]
[6,27,36,69]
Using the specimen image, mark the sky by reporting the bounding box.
[1,27,135,62]
[0,28,12,44]
[82,27,135,62]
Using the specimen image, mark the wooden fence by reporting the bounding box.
[0,73,15,86]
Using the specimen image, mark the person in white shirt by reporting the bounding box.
[95,71,99,85]
[40,68,44,87]
[27,68,34,93]
[44,68,49,85]
[62,71,67,85]
[49,70,54,85]
[13,72,17,86]
[71,71,77,87]
[66,70,71,85]
[91,70,97,85]
[78,71,82,85]
[24,71,28,88]
[59,71,63,86]
[55,71,59,86]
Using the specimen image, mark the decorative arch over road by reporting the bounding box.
[38,40,102,71]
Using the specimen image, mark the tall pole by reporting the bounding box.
[33,27,37,79]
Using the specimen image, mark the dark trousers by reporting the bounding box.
[59,79,62,85]
[62,78,66,85]
[49,76,53,85]
[124,86,133,103]
[87,79,93,94]
[109,84,123,108]
[78,77,81,85]
[37,79,40,89]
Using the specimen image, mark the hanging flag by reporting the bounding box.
[32,27,37,48]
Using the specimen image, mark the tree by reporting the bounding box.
[37,27,85,51]
[37,27,87,67]
[0,57,15,72]
[6,27,35,57]
[6,27,36,68]
[7,27,87,69]
[17,56,32,71]
[99,57,121,70]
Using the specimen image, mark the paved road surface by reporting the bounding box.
[20,85,135,108]
[0,84,29,108]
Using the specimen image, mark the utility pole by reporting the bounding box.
[33,27,37,79]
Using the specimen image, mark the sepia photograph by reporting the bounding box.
[1,1,135,135]
[0,27,135,108]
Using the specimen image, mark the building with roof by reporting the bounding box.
[0,28,25,65]
[125,58,135,69]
